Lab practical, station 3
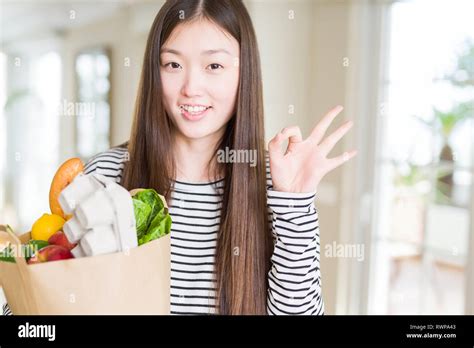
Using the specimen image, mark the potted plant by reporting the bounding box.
[414,102,472,201]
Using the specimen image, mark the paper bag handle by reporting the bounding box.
[0,225,40,314]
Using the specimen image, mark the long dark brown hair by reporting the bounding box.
[120,0,272,315]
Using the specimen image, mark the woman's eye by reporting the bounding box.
[207,63,223,71]
[164,62,182,69]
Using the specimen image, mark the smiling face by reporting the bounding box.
[160,17,240,142]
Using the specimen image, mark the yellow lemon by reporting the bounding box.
[31,213,65,241]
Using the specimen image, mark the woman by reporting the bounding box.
[3,0,355,316]
[85,0,358,315]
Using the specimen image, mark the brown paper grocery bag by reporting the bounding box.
[0,225,170,314]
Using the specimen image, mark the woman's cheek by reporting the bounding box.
[161,75,181,111]
[213,72,239,117]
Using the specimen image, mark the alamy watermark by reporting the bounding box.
[1,244,42,259]
[18,322,55,341]
[58,99,95,118]
[217,147,257,167]
[324,241,365,262]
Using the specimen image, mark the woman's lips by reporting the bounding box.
[180,106,212,121]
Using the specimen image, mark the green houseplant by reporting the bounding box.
[413,40,474,203]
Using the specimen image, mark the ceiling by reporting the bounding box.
[0,0,133,46]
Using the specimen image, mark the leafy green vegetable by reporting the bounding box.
[133,190,162,223]
[133,199,152,238]
[138,208,172,245]
[132,189,172,245]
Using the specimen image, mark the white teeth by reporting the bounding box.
[180,105,210,113]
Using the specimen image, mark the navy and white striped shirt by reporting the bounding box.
[3,146,324,315]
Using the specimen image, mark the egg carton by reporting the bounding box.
[59,173,137,257]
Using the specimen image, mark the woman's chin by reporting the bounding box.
[171,114,230,141]
[178,126,219,140]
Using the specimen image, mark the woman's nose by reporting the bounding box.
[180,68,204,97]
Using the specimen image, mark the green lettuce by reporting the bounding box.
[133,199,152,238]
[132,189,172,245]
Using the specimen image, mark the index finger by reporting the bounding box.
[309,105,344,144]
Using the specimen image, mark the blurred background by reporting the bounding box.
[0,0,472,314]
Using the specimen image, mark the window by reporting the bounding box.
[74,47,111,160]
[2,51,61,232]
[368,0,474,314]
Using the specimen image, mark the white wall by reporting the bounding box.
[248,0,355,314]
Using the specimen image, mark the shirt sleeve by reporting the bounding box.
[81,147,126,182]
[266,186,324,315]
[83,157,98,175]
[3,302,12,315]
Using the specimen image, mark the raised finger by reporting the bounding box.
[327,149,357,172]
[309,105,344,144]
[319,120,354,155]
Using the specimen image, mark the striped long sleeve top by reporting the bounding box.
[3,146,324,315]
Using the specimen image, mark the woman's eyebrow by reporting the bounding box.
[160,48,231,56]
[202,49,231,56]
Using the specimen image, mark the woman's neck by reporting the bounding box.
[173,129,224,183]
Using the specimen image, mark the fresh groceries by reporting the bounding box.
[0,157,172,265]
[49,158,84,220]
[31,213,65,241]
[131,189,172,246]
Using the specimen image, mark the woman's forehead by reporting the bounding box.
[162,18,239,56]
